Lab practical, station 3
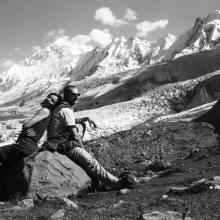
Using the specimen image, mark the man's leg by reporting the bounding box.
[64,147,119,187]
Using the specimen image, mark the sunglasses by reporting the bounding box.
[72,93,81,97]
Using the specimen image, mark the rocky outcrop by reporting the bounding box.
[0,151,91,200]
[174,73,220,112]
[193,98,220,133]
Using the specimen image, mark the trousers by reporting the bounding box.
[59,147,119,187]
[0,138,38,176]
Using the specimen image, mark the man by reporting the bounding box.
[46,85,139,190]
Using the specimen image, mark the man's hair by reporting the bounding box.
[63,85,77,99]
[47,92,62,109]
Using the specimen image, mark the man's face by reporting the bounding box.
[67,87,80,106]
[41,94,59,108]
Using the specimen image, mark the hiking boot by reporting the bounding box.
[114,172,140,190]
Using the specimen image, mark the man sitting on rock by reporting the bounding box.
[45,85,139,190]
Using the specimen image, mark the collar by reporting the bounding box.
[59,101,73,109]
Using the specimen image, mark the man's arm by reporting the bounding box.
[61,108,89,148]
[67,126,84,148]
[23,108,50,129]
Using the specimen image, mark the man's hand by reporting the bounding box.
[76,117,97,129]
[86,117,97,128]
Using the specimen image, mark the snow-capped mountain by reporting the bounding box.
[142,34,176,64]
[161,10,220,61]
[1,10,220,106]
[87,36,155,78]
[0,37,98,93]
[0,36,154,100]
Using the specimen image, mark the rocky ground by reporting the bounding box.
[0,119,220,220]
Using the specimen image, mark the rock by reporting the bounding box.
[213,176,220,184]
[189,178,213,193]
[139,176,152,184]
[49,209,65,219]
[141,210,192,220]
[119,188,130,195]
[95,207,106,213]
[158,165,187,177]
[17,198,34,209]
[161,195,186,205]
[145,160,172,172]
[60,198,79,210]
[145,170,154,176]
[168,186,190,195]
[168,178,214,195]
[111,200,125,208]
[0,151,91,199]
[10,206,23,211]
[162,195,168,199]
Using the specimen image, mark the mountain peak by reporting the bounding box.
[207,10,220,22]
[157,34,176,48]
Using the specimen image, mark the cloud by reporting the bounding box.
[124,8,137,21]
[52,29,112,54]
[95,7,127,27]
[13,48,22,53]
[69,35,93,54]
[0,59,15,71]
[51,34,93,55]
[31,46,41,54]
[136,19,169,37]
[70,35,91,45]
[10,47,24,57]
[89,29,112,47]
[46,29,66,39]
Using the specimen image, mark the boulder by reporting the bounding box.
[145,160,172,172]
[141,210,193,220]
[0,151,91,199]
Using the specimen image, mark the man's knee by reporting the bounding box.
[69,147,94,166]
[71,147,90,158]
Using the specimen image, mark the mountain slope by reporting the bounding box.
[76,47,220,110]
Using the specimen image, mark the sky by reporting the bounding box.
[0,0,219,70]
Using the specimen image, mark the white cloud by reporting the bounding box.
[89,29,112,47]
[136,19,169,37]
[0,59,15,70]
[124,8,137,21]
[69,35,93,54]
[39,27,112,57]
[52,34,93,55]
[31,46,41,54]
[95,7,127,27]
[70,35,91,45]
[46,29,66,39]
[53,29,112,52]
[13,48,22,53]
[11,47,24,57]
